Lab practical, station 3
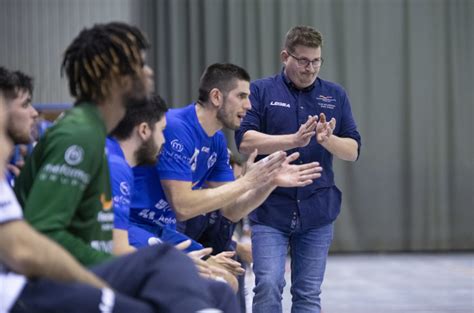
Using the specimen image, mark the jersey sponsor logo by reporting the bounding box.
[97,211,114,222]
[270,101,291,108]
[170,139,184,152]
[155,199,170,211]
[100,194,113,211]
[64,145,84,166]
[157,215,176,226]
[119,181,130,196]
[113,195,130,207]
[91,240,113,253]
[163,149,191,164]
[98,210,114,231]
[40,163,90,185]
[207,152,217,169]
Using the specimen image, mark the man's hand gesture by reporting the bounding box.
[273,152,323,187]
[293,115,317,148]
[316,113,336,144]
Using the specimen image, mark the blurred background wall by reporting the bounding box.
[1,0,472,252]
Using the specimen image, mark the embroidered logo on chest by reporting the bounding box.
[316,95,336,109]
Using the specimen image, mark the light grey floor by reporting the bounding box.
[244,253,474,313]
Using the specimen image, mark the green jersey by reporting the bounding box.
[15,102,114,266]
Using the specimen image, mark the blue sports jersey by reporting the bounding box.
[129,104,234,247]
[107,138,203,252]
[106,137,132,230]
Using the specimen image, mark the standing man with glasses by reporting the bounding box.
[235,25,361,313]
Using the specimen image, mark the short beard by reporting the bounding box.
[7,128,31,145]
[216,102,237,130]
[134,136,159,166]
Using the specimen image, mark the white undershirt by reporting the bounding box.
[0,180,27,313]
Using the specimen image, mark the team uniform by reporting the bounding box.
[14,102,114,266]
[129,103,235,248]
[236,71,361,313]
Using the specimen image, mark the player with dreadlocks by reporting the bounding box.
[13,22,238,312]
[62,22,152,106]
[60,21,154,127]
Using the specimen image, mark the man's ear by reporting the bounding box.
[209,88,223,109]
[280,50,289,65]
[136,122,150,141]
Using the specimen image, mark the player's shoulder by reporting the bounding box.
[212,130,229,150]
[165,105,198,138]
[213,130,227,142]
[49,106,105,148]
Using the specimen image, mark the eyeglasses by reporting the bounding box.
[287,51,324,68]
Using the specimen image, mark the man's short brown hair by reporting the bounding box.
[284,26,323,53]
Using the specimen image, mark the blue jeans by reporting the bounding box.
[251,221,333,313]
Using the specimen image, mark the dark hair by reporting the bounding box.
[61,22,149,102]
[111,93,168,140]
[284,25,323,53]
[0,66,33,100]
[197,63,250,104]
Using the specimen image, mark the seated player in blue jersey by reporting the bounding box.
[107,93,242,290]
[107,94,204,253]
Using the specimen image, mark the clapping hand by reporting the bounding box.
[273,152,323,187]
[316,113,336,144]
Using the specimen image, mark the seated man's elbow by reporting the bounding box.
[174,206,193,222]
[222,210,241,223]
